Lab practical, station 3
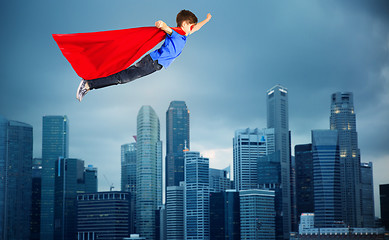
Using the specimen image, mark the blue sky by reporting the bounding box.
[1,0,388,216]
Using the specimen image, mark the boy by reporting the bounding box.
[76,10,212,101]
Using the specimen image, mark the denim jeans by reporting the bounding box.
[87,54,163,90]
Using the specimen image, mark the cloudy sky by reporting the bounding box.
[1,0,388,216]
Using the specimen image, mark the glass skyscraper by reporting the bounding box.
[40,115,69,240]
[311,130,342,228]
[294,144,314,223]
[240,189,276,240]
[121,143,137,192]
[233,128,275,191]
[0,115,33,240]
[136,106,162,240]
[360,162,375,227]
[184,151,209,240]
[166,101,190,188]
[267,85,291,239]
[166,182,185,240]
[330,92,362,227]
[209,168,231,193]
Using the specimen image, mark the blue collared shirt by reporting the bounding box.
[150,30,187,68]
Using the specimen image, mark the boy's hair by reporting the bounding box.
[176,10,198,27]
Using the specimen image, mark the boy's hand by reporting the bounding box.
[155,20,173,35]
[155,20,165,29]
[206,13,212,21]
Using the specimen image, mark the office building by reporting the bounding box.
[240,189,276,239]
[267,84,291,239]
[31,158,43,240]
[209,168,231,193]
[0,115,33,240]
[40,115,69,240]
[185,151,209,240]
[380,184,389,230]
[360,162,375,227]
[294,144,314,222]
[233,128,275,191]
[166,182,184,240]
[330,92,362,227]
[312,130,342,228]
[77,191,131,240]
[210,190,240,240]
[136,106,162,240]
[166,101,190,187]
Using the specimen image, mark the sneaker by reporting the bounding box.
[76,79,89,102]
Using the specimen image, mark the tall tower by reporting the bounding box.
[136,106,161,240]
[166,101,190,187]
[233,128,275,191]
[330,92,361,227]
[121,142,137,193]
[360,162,375,227]
[184,151,210,240]
[266,85,291,238]
[311,130,342,228]
[0,115,33,240]
[40,115,69,240]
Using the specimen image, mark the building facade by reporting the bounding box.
[166,101,190,188]
[31,158,42,240]
[0,116,33,240]
[166,183,185,240]
[184,151,209,240]
[209,168,231,193]
[40,115,69,240]
[267,85,291,239]
[77,191,131,240]
[330,92,362,227]
[240,189,276,240]
[233,128,275,191]
[136,106,162,240]
[379,184,389,231]
[312,130,342,228]
[360,162,375,227]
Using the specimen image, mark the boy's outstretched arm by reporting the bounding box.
[190,13,212,34]
[155,20,173,35]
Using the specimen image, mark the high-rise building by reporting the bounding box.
[136,106,162,240]
[121,142,137,233]
[54,158,89,240]
[166,101,190,187]
[294,144,314,223]
[0,115,33,240]
[330,92,362,227]
[240,189,276,240]
[233,128,275,191]
[360,162,375,227]
[31,158,43,240]
[41,115,69,240]
[184,151,209,240]
[380,184,389,230]
[84,165,98,193]
[312,130,342,228]
[209,190,240,240]
[267,84,291,239]
[209,168,231,193]
[77,191,132,240]
[166,182,184,240]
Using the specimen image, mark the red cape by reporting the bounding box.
[53,27,185,80]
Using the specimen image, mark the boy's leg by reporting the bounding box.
[87,54,162,90]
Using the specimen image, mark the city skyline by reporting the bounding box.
[1,0,388,219]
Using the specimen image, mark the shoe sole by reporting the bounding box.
[76,80,85,101]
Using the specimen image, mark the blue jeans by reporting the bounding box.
[87,54,162,90]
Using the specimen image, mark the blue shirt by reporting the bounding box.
[150,30,187,68]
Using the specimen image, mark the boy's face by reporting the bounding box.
[181,20,196,35]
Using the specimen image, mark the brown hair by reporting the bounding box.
[176,10,198,27]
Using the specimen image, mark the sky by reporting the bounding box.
[1,0,388,217]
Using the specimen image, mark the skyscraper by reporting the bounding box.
[209,168,231,193]
[121,142,137,192]
[31,158,42,240]
[294,144,314,222]
[184,151,209,240]
[84,165,98,193]
[210,190,240,240]
[312,130,342,228]
[360,162,375,227]
[233,128,275,191]
[136,106,162,240]
[267,84,291,238]
[240,189,276,240]
[166,182,185,240]
[41,115,69,240]
[330,92,362,227]
[380,184,389,230]
[0,115,33,240]
[166,101,190,187]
